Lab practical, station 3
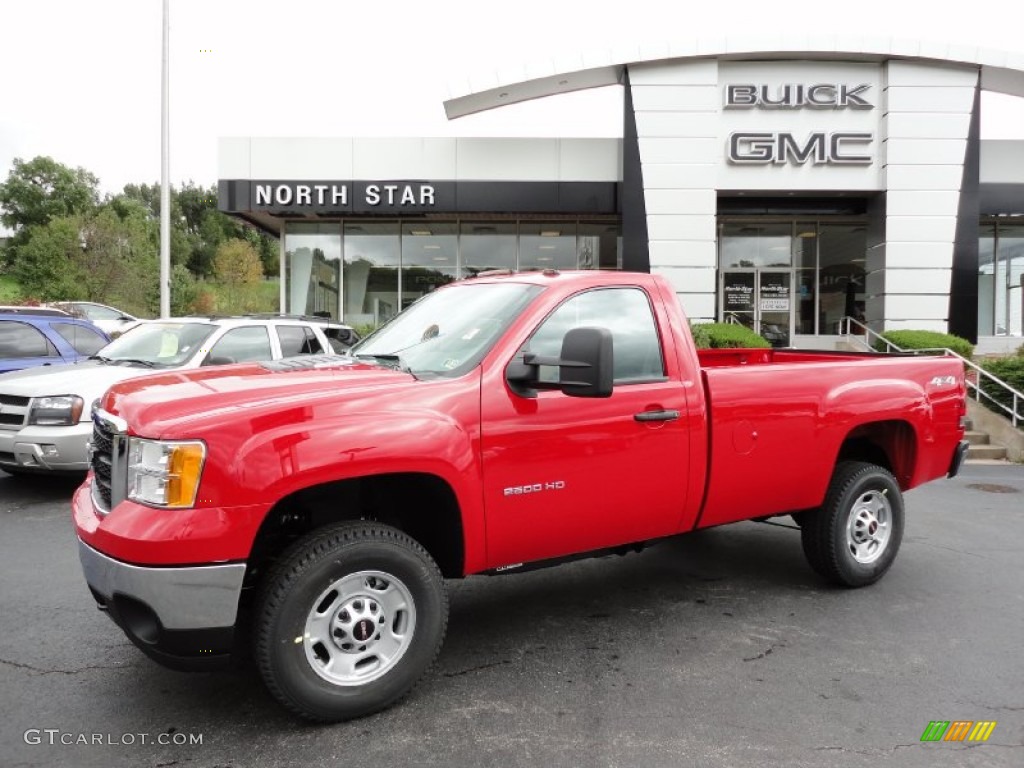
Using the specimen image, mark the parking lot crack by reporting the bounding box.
[742,642,785,662]
[0,656,132,676]
[442,659,512,678]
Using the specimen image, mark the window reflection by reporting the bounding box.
[520,222,577,271]
[401,223,457,308]
[980,221,1024,336]
[284,223,341,319]
[578,223,622,269]
[978,223,997,336]
[460,222,517,276]
[344,222,400,325]
[818,224,866,335]
[720,223,792,268]
[284,219,624,326]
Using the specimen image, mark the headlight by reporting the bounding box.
[127,438,206,508]
[28,395,85,426]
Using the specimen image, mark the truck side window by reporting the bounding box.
[522,288,665,384]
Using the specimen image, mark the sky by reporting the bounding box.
[1,0,1023,203]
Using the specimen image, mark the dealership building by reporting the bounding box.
[218,37,1024,351]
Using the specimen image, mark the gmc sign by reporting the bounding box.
[728,132,873,165]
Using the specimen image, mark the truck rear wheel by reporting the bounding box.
[254,522,447,721]
[801,461,904,588]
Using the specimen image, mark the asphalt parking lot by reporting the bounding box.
[1,462,1022,768]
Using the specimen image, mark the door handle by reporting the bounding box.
[634,409,680,422]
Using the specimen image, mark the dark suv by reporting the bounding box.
[0,314,110,374]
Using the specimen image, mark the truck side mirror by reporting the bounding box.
[506,326,614,398]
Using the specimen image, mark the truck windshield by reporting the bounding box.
[350,282,542,378]
[95,322,217,367]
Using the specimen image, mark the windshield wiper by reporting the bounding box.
[112,358,158,368]
[88,354,111,363]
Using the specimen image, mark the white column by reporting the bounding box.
[876,61,978,333]
[630,61,719,322]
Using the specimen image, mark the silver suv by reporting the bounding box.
[0,315,350,476]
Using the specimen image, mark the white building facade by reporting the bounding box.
[219,39,1024,350]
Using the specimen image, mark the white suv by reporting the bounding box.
[0,316,348,476]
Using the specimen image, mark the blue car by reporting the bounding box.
[0,314,111,374]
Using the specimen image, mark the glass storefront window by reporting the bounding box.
[401,223,457,309]
[720,222,792,268]
[977,221,1024,337]
[978,223,997,336]
[718,219,865,338]
[284,223,341,319]
[285,218,625,328]
[520,222,577,271]
[818,223,866,335]
[1008,227,1024,337]
[578,223,622,269]
[343,222,400,326]
[460,222,516,276]
[794,223,817,335]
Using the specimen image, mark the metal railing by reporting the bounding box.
[839,316,1023,429]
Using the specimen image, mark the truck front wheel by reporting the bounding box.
[801,461,904,588]
[254,522,448,721]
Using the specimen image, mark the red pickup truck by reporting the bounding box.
[73,270,969,721]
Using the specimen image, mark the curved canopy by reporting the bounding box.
[444,36,1024,119]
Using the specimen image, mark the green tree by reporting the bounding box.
[75,207,158,313]
[11,216,86,300]
[213,238,263,313]
[112,182,278,279]
[170,263,200,315]
[0,156,100,265]
[12,209,159,316]
[0,156,100,231]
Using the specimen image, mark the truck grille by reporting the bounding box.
[90,410,127,514]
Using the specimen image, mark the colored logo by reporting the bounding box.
[920,721,997,742]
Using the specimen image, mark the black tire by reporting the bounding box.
[801,461,904,588]
[255,522,448,722]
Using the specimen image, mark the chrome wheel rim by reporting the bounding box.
[303,570,416,686]
[846,489,892,564]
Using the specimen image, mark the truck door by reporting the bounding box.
[480,286,689,567]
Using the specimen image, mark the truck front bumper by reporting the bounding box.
[78,538,246,670]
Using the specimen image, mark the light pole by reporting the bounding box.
[160,0,171,318]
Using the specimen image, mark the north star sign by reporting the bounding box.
[724,83,875,166]
[253,182,438,209]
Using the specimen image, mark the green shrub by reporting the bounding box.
[689,322,711,349]
[979,356,1024,418]
[694,323,771,349]
[352,323,379,341]
[874,329,974,359]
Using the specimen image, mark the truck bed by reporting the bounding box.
[695,350,965,530]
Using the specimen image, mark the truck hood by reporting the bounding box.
[103,357,421,436]
[0,360,164,412]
